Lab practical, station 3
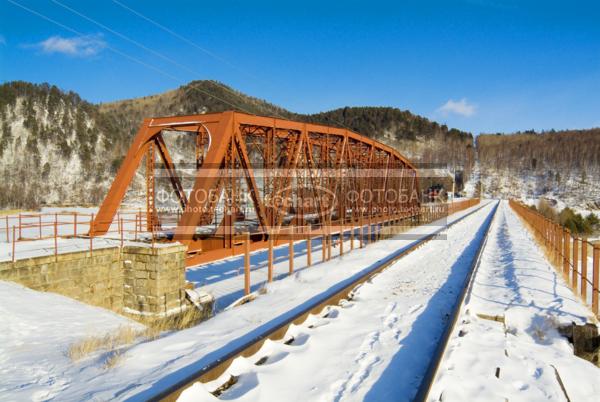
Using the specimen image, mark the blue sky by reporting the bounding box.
[1,0,599,134]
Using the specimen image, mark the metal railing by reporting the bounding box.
[2,199,480,266]
[237,198,481,296]
[2,210,154,263]
[510,199,599,317]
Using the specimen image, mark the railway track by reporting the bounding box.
[413,201,498,402]
[145,201,499,402]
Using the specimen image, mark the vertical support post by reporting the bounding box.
[74,213,78,237]
[11,226,16,263]
[54,218,58,261]
[563,229,570,277]
[134,215,138,241]
[119,218,124,248]
[551,223,556,263]
[146,143,156,232]
[306,227,312,267]
[556,225,562,266]
[244,232,250,295]
[359,215,364,248]
[322,226,327,262]
[39,215,42,239]
[164,292,168,315]
[581,240,588,301]
[268,234,274,282]
[340,222,344,256]
[327,224,332,261]
[289,228,294,275]
[5,216,8,243]
[90,213,94,257]
[592,245,599,316]
[18,213,21,240]
[572,237,579,292]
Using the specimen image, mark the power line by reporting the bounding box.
[51,0,198,79]
[7,0,176,81]
[9,0,356,131]
[111,0,248,78]
[8,0,258,115]
[109,1,355,130]
[49,0,280,117]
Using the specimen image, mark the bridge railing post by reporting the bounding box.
[120,218,124,248]
[244,232,251,295]
[12,226,16,263]
[268,231,274,282]
[563,229,570,278]
[54,217,58,262]
[359,215,364,249]
[306,226,312,267]
[572,237,579,292]
[592,245,599,316]
[327,223,332,261]
[581,240,588,301]
[289,227,294,275]
[340,221,344,256]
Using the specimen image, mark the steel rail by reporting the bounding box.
[413,200,499,402]
[139,201,496,402]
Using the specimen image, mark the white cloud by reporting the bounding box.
[437,98,477,117]
[34,35,106,57]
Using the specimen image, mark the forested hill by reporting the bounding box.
[0,80,474,208]
[476,130,600,210]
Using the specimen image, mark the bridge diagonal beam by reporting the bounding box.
[233,129,269,233]
[154,133,188,211]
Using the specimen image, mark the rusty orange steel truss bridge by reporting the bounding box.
[91,111,420,265]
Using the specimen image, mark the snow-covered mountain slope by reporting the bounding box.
[466,130,600,211]
[0,82,124,207]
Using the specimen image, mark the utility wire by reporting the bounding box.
[49,0,261,116]
[109,0,354,131]
[111,0,249,78]
[9,0,355,132]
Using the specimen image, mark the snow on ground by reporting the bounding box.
[2,202,487,401]
[0,281,142,402]
[430,201,600,401]
[176,201,498,402]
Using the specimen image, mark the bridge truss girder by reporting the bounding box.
[91,111,420,265]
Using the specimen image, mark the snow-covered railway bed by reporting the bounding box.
[24,202,493,401]
[429,201,600,401]
[151,201,499,402]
